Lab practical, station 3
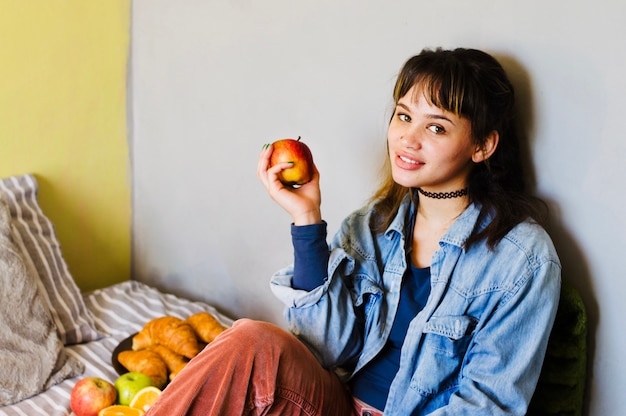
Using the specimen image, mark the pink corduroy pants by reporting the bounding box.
[145,318,364,416]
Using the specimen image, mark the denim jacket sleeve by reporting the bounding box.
[269,242,364,369]
[269,204,399,370]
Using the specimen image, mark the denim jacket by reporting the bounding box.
[270,196,561,415]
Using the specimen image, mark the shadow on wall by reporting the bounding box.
[498,54,595,416]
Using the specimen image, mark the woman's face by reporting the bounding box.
[387,85,480,192]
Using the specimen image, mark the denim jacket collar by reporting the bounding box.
[384,192,487,250]
[383,194,414,241]
[440,201,486,248]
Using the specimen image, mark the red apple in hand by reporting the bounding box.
[70,377,117,416]
[270,136,314,186]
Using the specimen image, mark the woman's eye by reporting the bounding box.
[398,113,411,122]
[428,124,445,134]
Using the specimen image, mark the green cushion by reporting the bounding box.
[527,280,587,416]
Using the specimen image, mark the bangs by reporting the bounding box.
[393,58,475,119]
[393,69,471,115]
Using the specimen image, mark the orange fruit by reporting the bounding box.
[129,386,162,413]
[98,405,144,416]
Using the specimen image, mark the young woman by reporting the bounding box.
[146,47,561,416]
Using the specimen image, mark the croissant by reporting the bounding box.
[186,312,227,344]
[148,345,189,380]
[132,316,200,359]
[117,349,168,388]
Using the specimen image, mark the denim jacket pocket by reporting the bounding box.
[410,315,477,396]
[352,275,383,321]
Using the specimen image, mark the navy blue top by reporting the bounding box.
[348,265,431,410]
[291,222,431,411]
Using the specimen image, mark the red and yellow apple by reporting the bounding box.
[69,377,117,416]
[269,136,314,186]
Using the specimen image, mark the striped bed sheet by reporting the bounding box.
[0,280,234,416]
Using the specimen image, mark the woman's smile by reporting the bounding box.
[396,153,424,169]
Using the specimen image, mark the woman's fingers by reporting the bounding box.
[256,143,272,186]
[257,143,291,192]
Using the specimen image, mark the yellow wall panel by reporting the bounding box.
[0,0,131,291]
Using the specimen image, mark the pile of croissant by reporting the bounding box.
[117,312,227,387]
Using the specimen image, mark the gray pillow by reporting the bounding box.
[0,174,101,345]
[0,195,84,405]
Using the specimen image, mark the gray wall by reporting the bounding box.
[130,1,625,413]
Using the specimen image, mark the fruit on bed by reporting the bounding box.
[98,404,144,416]
[129,386,162,413]
[70,377,117,416]
[114,372,155,406]
[132,316,200,359]
[269,136,314,186]
[187,311,228,343]
[117,351,167,389]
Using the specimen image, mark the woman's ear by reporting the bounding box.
[472,130,499,163]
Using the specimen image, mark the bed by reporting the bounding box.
[0,174,234,416]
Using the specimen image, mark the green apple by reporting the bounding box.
[270,136,314,186]
[114,371,154,406]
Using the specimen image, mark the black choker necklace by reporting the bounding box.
[416,187,468,199]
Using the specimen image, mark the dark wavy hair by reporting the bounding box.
[370,47,547,248]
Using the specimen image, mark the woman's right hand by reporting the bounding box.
[257,143,322,225]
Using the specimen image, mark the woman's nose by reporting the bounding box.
[400,127,421,148]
